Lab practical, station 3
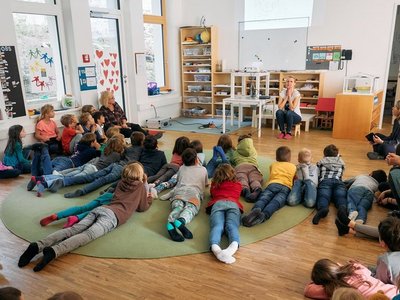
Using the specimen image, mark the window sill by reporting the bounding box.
[28,107,81,119]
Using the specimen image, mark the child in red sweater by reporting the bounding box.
[207,164,242,264]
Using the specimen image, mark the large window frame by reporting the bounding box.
[11,0,70,105]
[143,0,169,90]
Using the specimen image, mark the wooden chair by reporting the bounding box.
[314,97,336,129]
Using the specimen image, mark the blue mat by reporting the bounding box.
[164,117,252,134]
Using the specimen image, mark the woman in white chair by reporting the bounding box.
[275,76,302,139]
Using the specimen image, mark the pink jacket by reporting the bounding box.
[304,263,398,299]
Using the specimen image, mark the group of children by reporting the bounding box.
[3,102,400,297]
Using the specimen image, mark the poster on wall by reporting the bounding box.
[306,45,342,70]
[94,49,122,106]
[28,47,56,93]
[0,46,26,119]
[78,66,97,91]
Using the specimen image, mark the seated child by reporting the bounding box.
[81,104,97,115]
[93,111,107,143]
[35,104,62,155]
[165,148,208,242]
[190,139,206,166]
[242,146,296,227]
[286,148,318,208]
[343,169,387,224]
[60,114,84,155]
[304,259,398,299]
[312,144,347,225]
[3,125,31,174]
[18,162,153,272]
[207,164,242,264]
[231,134,263,202]
[206,134,235,178]
[79,112,96,135]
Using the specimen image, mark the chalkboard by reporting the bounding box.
[0,46,26,119]
[238,20,308,71]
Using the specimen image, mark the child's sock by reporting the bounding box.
[348,211,358,222]
[48,178,64,193]
[216,251,236,264]
[174,218,193,239]
[335,218,350,236]
[63,216,79,228]
[211,244,222,255]
[33,246,55,272]
[337,206,351,226]
[150,187,158,199]
[167,222,184,242]
[18,242,39,267]
[221,241,239,257]
[64,189,84,198]
[155,183,167,193]
[246,188,262,202]
[27,176,37,191]
[36,181,46,197]
[40,214,58,226]
[312,207,329,225]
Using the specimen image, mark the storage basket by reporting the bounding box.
[194,74,211,81]
[188,85,202,92]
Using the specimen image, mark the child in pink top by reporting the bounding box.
[35,104,62,154]
[304,259,398,299]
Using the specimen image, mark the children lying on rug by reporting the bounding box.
[61,132,145,198]
[147,136,190,185]
[230,134,263,202]
[207,164,242,264]
[312,144,347,225]
[18,162,152,272]
[242,146,296,227]
[286,148,318,208]
[28,135,125,196]
[164,148,208,242]
[304,258,398,299]
[206,134,235,178]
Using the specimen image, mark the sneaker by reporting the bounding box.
[277,132,285,139]
[348,211,358,221]
[367,152,384,160]
[284,133,292,140]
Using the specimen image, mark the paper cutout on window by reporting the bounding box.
[94,50,121,94]
[28,47,56,93]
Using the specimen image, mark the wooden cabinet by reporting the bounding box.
[180,26,217,118]
[332,90,384,140]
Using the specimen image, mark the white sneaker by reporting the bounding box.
[160,190,173,201]
[150,187,158,199]
[348,211,358,221]
[52,170,61,176]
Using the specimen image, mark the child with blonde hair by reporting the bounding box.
[207,164,242,264]
[19,162,153,272]
[331,287,364,300]
[60,114,84,155]
[35,104,62,154]
[287,148,318,208]
[81,104,96,115]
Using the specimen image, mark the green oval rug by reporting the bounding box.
[0,152,313,259]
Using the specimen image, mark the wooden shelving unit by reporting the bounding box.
[332,89,384,140]
[180,26,217,118]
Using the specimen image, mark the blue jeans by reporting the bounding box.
[276,109,301,134]
[347,187,373,223]
[209,201,241,246]
[51,157,74,172]
[253,183,290,219]
[206,157,229,178]
[316,178,347,210]
[31,147,52,176]
[63,163,123,195]
[287,179,317,208]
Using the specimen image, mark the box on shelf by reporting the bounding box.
[198,96,212,103]
[183,48,201,56]
[343,73,378,94]
[188,85,202,92]
[182,107,208,117]
[194,74,211,81]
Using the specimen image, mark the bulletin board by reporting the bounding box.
[0,46,26,119]
[238,19,308,71]
[306,45,342,70]
[78,66,97,91]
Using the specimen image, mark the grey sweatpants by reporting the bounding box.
[36,206,117,257]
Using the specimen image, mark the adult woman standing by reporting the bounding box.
[275,76,302,139]
[367,100,400,160]
[99,91,162,139]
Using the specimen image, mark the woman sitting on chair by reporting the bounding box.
[276,76,302,140]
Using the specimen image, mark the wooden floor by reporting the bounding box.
[0,122,393,299]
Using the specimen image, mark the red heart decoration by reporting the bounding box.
[111,61,116,68]
[113,84,119,91]
[103,70,108,79]
[112,53,117,59]
[111,70,115,76]
[95,50,103,58]
[109,79,114,84]
[104,59,110,66]
[106,87,110,91]
[116,70,119,76]
[99,79,105,86]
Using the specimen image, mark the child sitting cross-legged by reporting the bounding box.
[242,146,296,227]
[207,164,242,264]
[164,148,208,242]
[18,162,153,272]
[60,114,84,155]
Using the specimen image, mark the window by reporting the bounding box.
[17,0,54,3]
[88,0,119,10]
[143,0,169,89]
[13,13,65,103]
[244,0,314,29]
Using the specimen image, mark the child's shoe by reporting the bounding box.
[277,132,285,139]
[27,176,37,191]
[312,207,329,225]
[40,214,58,226]
[63,216,79,228]
[284,133,292,140]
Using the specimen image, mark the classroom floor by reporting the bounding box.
[0,123,392,299]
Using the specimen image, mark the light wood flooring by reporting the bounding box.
[0,122,394,299]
